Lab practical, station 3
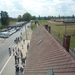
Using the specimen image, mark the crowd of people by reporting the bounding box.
[8,31,30,75]
[15,64,24,75]
[13,47,25,75]
[8,40,26,75]
[8,46,25,75]
[14,36,22,44]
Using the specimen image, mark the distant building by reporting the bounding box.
[63,20,75,24]
[50,18,75,23]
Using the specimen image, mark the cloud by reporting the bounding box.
[0,0,75,18]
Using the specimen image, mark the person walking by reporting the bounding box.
[20,50,23,64]
[20,67,23,72]
[27,43,29,50]
[20,66,24,75]
[17,50,20,64]
[15,64,19,75]
[13,48,15,56]
[15,54,17,64]
[8,47,11,56]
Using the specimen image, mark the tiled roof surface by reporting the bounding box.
[24,25,75,75]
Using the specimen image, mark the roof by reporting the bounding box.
[63,20,75,23]
[24,25,75,75]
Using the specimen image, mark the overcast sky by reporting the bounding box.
[0,0,75,18]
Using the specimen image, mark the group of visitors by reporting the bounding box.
[8,46,25,75]
[8,32,29,75]
[14,36,22,44]
[13,47,25,64]
[13,47,25,75]
[15,64,24,75]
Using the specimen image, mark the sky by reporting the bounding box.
[0,0,75,18]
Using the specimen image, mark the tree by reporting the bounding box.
[72,15,74,18]
[18,15,22,22]
[48,16,51,20]
[38,15,41,20]
[32,16,36,20]
[43,16,46,20]
[1,11,10,27]
[23,12,32,22]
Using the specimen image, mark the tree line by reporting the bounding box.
[0,10,75,28]
[0,11,51,28]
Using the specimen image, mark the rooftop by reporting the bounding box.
[24,25,75,75]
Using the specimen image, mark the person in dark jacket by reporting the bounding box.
[15,55,17,64]
[15,64,19,72]
[15,64,19,75]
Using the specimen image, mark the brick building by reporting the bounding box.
[24,25,75,75]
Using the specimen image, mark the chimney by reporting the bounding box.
[63,34,71,52]
[48,26,51,33]
[44,25,48,31]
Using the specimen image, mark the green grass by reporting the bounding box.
[38,20,75,49]
[9,21,17,25]
[31,23,37,30]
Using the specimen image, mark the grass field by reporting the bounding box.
[38,20,75,49]
[9,20,17,25]
[31,23,37,30]
[0,20,17,26]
